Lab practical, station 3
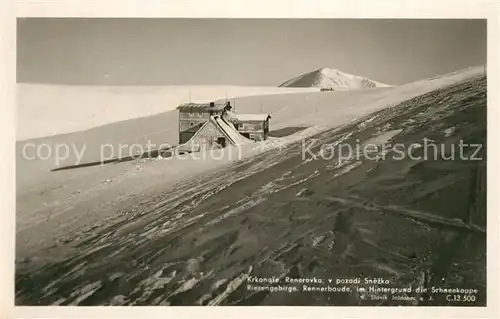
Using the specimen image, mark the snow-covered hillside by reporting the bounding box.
[279,68,392,90]
[16,84,318,141]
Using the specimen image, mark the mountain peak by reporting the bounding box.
[279,68,391,90]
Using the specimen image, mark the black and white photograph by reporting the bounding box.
[13,17,490,307]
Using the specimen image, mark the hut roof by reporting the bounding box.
[177,102,226,112]
[233,114,271,122]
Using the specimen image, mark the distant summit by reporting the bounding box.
[279,68,391,90]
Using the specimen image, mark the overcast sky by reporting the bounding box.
[17,18,486,86]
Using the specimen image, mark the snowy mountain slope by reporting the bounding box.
[16,84,318,141]
[16,73,487,306]
[279,68,392,90]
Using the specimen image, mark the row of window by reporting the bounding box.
[181,120,264,130]
[181,112,222,117]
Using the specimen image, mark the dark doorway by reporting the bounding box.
[217,137,227,148]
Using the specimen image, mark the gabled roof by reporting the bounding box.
[176,115,251,153]
[213,116,253,146]
[233,113,271,122]
[177,102,226,112]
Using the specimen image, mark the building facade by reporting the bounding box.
[232,113,271,141]
[177,102,226,144]
[177,101,271,146]
[177,116,232,153]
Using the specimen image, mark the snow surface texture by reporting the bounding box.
[16,74,487,306]
[279,68,392,90]
[16,66,485,263]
